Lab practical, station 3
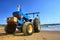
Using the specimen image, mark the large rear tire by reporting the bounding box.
[33,18,41,32]
[23,22,33,36]
[5,23,17,34]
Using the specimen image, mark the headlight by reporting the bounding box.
[14,17,18,22]
[7,17,18,22]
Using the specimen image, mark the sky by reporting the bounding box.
[0,0,60,24]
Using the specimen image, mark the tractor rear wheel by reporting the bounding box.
[33,18,41,32]
[23,22,33,36]
[5,23,17,34]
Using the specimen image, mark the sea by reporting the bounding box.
[41,25,60,31]
[0,25,60,31]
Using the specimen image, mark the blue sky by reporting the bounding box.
[0,0,60,24]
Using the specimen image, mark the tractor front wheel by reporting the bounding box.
[5,23,17,34]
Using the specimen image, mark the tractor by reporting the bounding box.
[5,5,41,36]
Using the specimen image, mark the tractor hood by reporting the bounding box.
[13,11,28,19]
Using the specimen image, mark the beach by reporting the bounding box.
[0,27,60,40]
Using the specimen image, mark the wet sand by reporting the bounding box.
[0,27,60,40]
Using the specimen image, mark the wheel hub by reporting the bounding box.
[28,25,33,33]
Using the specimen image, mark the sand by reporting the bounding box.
[0,27,60,40]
